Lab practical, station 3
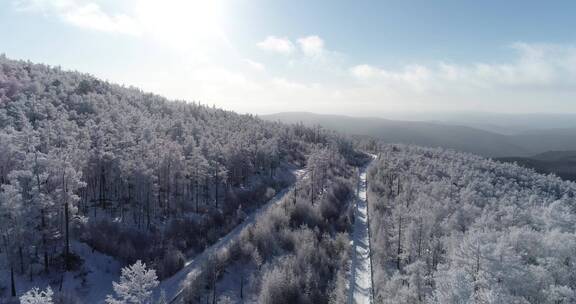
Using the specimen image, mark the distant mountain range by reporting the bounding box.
[373,112,576,135]
[497,151,576,181]
[262,112,576,158]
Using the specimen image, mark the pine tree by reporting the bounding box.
[106,260,159,304]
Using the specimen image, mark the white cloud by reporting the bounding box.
[350,64,380,79]
[243,59,265,71]
[297,35,324,57]
[257,36,295,55]
[271,77,308,90]
[350,43,576,93]
[350,64,433,92]
[13,0,228,51]
[14,0,141,35]
[103,42,576,115]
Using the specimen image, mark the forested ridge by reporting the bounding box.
[368,145,576,303]
[0,56,363,302]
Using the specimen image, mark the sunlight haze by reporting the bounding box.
[2,0,576,115]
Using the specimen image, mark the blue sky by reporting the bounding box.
[1,0,576,115]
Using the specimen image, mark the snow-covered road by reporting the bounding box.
[159,169,306,303]
[348,163,373,304]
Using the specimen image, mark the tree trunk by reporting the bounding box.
[34,154,50,273]
[417,219,423,258]
[310,170,315,205]
[195,167,200,213]
[204,177,209,208]
[19,246,24,274]
[397,215,402,271]
[214,170,219,209]
[212,276,216,304]
[100,164,106,209]
[43,237,49,273]
[166,161,171,216]
[41,209,49,273]
[64,201,70,268]
[146,187,151,230]
[10,265,16,297]
[240,272,244,300]
[63,170,71,270]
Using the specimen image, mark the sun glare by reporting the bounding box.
[135,0,227,50]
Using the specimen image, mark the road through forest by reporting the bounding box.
[157,169,306,303]
[348,163,373,304]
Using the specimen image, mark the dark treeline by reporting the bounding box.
[368,145,576,303]
[0,56,362,299]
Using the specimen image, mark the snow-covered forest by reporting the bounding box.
[367,145,576,303]
[177,147,361,303]
[2,55,576,304]
[0,56,364,302]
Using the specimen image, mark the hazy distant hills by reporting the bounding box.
[509,128,576,155]
[381,112,576,135]
[262,112,576,158]
[532,150,576,162]
[497,151,576,181]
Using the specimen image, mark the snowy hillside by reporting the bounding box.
[0,56,364,302]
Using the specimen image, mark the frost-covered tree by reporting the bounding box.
[20,286,54,304]
[106,260,159,304]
